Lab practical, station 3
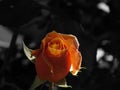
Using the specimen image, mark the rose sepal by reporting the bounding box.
[22,41,36,63]
[55,78,72,88]
[29,75,46,90]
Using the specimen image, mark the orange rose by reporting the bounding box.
[31,31,82,83]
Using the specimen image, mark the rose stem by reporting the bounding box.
[49,82,54,90]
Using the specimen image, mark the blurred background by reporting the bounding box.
[0,0,120,90]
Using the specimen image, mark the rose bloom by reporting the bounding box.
[31,31,82,83]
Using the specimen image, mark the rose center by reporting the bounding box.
[50,42,60,49]
[47,38,66,56]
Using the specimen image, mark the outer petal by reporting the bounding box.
[69,47,82,75]
[62,34,79,49]
[61,33,82,75]
[35,53,52,81]
[35,50,71,82]
[35,39,53,81]
[47,50,71,82]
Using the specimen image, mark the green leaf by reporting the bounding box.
[22,41,36,63]
[55,78,72,88]
[29,76,46,90]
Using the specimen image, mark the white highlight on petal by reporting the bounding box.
[70,65,73,72]
[70,65,79,76]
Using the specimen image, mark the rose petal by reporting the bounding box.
[47,38,67,57]
[42,31,59,44]
[61,33,82,75]
[69,47,82,75]
[32,49,41,58]
[45,49,71,82]
[62,34,79,49]
[35,50,71,82]
[35,53,53,81]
